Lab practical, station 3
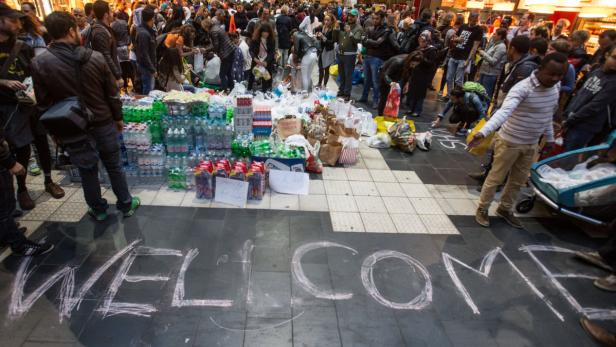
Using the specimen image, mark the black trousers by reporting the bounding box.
[219,53,235,92]
[0,169,26,248]
[64,123,132,213]
[600,232,616,270]
[377,77,389,116]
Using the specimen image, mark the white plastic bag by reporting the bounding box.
[193,52,204,72]
[414,131,433,151]
[367,133,391,149]
[355,108,376,136]
[204,55,221,85]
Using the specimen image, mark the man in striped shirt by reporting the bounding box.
[468,52,568,229]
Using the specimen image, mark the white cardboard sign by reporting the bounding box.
[214,177,249,207]
[269,170,309,195]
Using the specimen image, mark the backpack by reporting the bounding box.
[463,81,491,104]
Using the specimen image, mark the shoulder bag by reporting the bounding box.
[39,48,94,144]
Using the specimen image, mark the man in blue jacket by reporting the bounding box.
[563,45,616,151]
[435,86,487,136]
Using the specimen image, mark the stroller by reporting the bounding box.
[517,130,616,227]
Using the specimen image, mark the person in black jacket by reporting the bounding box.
[315,13,336,89]
[32,11,140,221]
[276,5,293,77]
[359,10,399,110]
[563,45,616,151]
[248,22,276,92]
[111,12,132,92]
[89,1,122,88]
[0,4,54,257]
[377,51,422,116]
[234,4,249,32]
[134,6,157,94]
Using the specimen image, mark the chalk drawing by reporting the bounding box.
[520,245,616,321]
[291,241,358,300]
[9,239,141,322]
[125,275,171,283]
[361,250,432,310]
[443,247,564,321]
[97,246,182,318]
[172,249,234,308]
[216,254,229,266]
[208,311,305,332]
[431,128,468,150]
[239,240,255,304]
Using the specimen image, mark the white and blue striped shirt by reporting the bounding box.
[480,72,558,145]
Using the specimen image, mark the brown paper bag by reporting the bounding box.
[277,117,302,139]
[319,143,342,166]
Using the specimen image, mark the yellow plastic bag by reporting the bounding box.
[375,116,415,134]
[329,64,338,76]
[466,119,494,156]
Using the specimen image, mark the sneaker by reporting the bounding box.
[18,191,35,211]
[594,274,616,292]
[45,182,65,199]
[28,163,41,176]
[12,240,54,257]
[475,207,490,227]
[575,251,614,272]
[496,207,523,229]
[88,208,108,221]
[121,197,141,217]
[431,118,441,128]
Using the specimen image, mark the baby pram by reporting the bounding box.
[517,130,616,227]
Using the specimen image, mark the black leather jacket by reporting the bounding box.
[364,24,399,60]
[31,43,122,126]
[89,21,122,79]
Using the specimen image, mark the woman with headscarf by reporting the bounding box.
[405,31,436,117]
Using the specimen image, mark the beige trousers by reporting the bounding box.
[478,134,538,211]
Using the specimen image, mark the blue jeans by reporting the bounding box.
[361,56,384,104]
[139,65,155,95]
[447,58,466,97]
[479,74,498,100]
[564,127,597,152]
[406,95,425,116]
[65,123,132,213]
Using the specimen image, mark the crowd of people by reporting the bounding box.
[1,0,616,343]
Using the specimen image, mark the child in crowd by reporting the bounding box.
[229,32,246,83]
